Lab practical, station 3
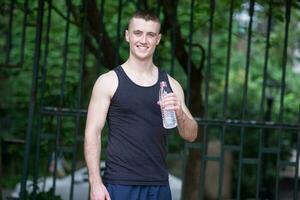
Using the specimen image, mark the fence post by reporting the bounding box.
[0,137,2,199]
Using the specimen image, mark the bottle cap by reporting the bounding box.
[160,81,167,87]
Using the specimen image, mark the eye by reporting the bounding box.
[133,31,142,36]
[147,33,157,38]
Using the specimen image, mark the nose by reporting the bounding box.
[140,34,147,44]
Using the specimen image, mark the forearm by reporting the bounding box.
[177,112,198,142]
[84,131,102,186]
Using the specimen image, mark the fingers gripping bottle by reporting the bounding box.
[159,81,177,129]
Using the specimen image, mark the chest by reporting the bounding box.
[112,85,160,115]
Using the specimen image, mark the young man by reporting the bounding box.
[84,10,198,200]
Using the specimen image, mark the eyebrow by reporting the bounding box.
[132,30,158,35]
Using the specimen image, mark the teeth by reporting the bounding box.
[137,46,148,50]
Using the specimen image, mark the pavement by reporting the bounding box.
[5,168,182,200]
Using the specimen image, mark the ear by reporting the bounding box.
[125,30,129,42]
[156,33,161,45]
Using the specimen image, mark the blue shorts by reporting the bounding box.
[106,184,172,200]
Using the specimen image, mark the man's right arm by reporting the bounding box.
[84,71,117,200]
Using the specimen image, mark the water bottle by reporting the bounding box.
[159,81,177,129]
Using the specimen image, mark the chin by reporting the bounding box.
[133,53,151,60]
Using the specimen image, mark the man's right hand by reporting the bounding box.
[90,183,111,200]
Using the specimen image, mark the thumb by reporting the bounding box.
[104,188,111,200]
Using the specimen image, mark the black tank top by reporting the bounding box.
[103,66,172,185]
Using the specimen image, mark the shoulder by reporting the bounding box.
[93,70,118,98]
[95,70,117,85]
[167,74,184,95]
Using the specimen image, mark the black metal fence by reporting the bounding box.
[1,0,300,199]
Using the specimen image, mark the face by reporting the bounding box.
[125,18,161,61]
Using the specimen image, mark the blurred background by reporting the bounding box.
[0,0,300,199]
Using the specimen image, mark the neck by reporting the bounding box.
[123,56,155,73]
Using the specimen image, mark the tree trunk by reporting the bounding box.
[181,67,204,200]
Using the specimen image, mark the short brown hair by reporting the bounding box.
[128,10,161,31]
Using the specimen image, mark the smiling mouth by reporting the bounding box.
[136,45,148,50]
[137,45,148,47]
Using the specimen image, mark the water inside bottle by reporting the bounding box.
[162,108,177,129]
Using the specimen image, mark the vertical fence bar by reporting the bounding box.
[32,1,52,199]
[275,1,291,199]
[0,136,2,199]
[155,0,161,16]
[187,0,194,107]
[203,0,214,115]
[136,0,141,10]
[96,0,105,75]
[115,0,122,66]
[153,0,161,71]
[278,0,291,123]
[170,0,177,76]
[20,0,29,65]
[136,0,148,10]
[5,0,16,64]
[218,125,226,199]
[241,0,254,119]
[222,0,234,118]
[256,0,273,198]
[69,0,87,199]
[52,0,71,197]
[20,0,44,198]
[200,0,214,199]
[259,0,273,119]
[153,0,161,64]
[199,125,208,200]
[237,0,254,199]
[236,128,244,200]
[218,1,234,198]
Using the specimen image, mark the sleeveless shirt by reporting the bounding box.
[103,66,172,185]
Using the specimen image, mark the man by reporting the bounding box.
[84,10,198,200]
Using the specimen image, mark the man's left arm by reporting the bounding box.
[163,76,198,142]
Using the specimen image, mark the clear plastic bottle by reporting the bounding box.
[159,81,177,129]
